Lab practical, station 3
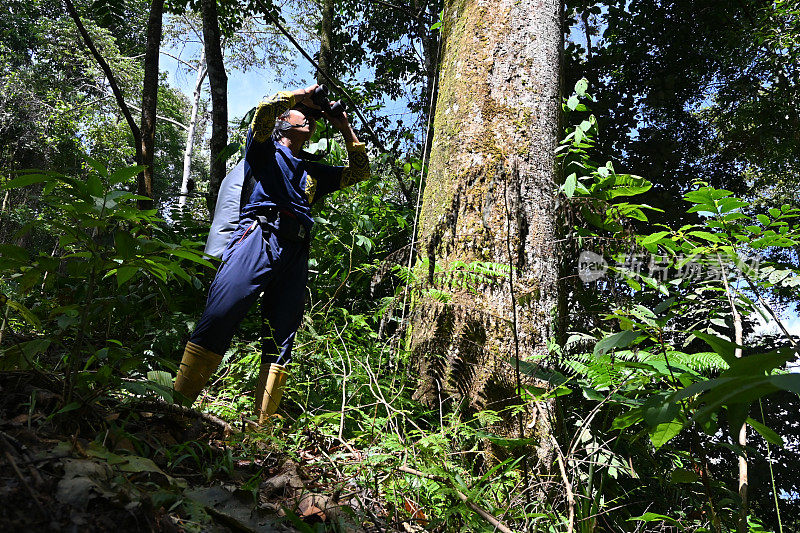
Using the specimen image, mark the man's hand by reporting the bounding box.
[323,108,359,144]
[292,85,320,108]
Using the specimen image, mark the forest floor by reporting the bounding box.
[0,371,415,532]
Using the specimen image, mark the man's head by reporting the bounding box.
[272,108,316,143]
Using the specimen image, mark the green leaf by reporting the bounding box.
[84,155,107,177]
[726,403,750,437]
[6,300,41,329]
[723,349,793,378]
[57,402,82,415]
[115,266,138,286]
[688,231,720,243]
[216,142,241,163]
[109,165,145,185]
[612,407,645,430]
[165,262,191,282]
[566,95,579,111]
[87,174,104,197]
[649,420,682,449]
[709,188,734,199]
[355,234,374,253]
[717,197,749,213]
[670,468,699,483]
[746,417,783,446]
[4,173,52,189]
[692,331,739,366]
[473,431,534,449]
[629,513,680,526]
[562,173,577,197]
[114,231,136,259]
[643,393,680,427]
[594,330,640,357]
[607,174,651,198]
[0,244,29,262]
[0,339,51,370]
[575,78,589,96]
[147,370,173,389]
[768,269,792,285]
[684,189,714,205]
[641,231,671,245]
[687,203,717,214]
[169,249,216,268]
[769,373,800,395]
[757,214,770,226]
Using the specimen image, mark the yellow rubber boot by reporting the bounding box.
[254,363,289,424]
[174,341,223,405]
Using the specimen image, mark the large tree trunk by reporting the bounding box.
[410,0,563,462]
[317,0,334,85]
[179,50,207,209]
[202,0,228,215]
[139,0,165,210]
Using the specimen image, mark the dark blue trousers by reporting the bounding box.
[189,216,309,366]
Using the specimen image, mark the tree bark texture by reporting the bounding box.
[139,0,165,210]
[202,0,229,215]
[410,0,562,461]
[317,0,335,85]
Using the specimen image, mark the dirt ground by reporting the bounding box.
[0,371,410,533]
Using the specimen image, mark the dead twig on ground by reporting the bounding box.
[128,398,239,435]
[1,434,47,515]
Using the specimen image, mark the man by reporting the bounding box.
[174,85,370,423]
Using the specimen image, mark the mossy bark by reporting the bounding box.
[410,0,563,465]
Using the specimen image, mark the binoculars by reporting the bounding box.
[306,85,345,119]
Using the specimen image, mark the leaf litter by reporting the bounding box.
[0,371,409,532]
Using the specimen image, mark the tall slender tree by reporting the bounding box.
[179,48,207,208]
[201,0,228,213]
[410,0,563,458]
[140,0,166,210]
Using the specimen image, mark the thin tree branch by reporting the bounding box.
[125,101,190,131]
[62,0,142,155]
[183,13,203,42]
[742,274,800,355]
[130,398,240,435]
[550,436,575,533]
[369,0,422,21]
[718,253,749,533]
[161,50,202,70]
